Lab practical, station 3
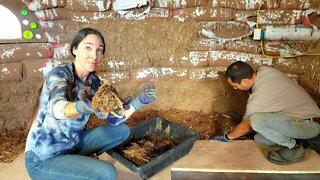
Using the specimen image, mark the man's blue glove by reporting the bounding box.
[131,84,156,110]
[211,132,231,142]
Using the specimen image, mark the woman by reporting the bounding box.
[25,28,156,179]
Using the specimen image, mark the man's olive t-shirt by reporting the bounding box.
[244,66,320,119]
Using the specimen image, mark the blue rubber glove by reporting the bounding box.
[106,111,126,126]
[211,132,231,142]
[76,88,95,115]
[131,84,156,110]
[106,102,131,126]
[122,96,132,104]
[106,85,156,126]
[139,84,156,104]
[76,89,108,119]
[94,111,109,119]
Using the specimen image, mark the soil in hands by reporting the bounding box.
[91,81,124,114]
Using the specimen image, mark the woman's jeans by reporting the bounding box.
[249,112,320,149]
[25,124,130,180]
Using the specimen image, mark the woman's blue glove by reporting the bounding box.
[106,110,127,126]
[76,89,108,119]
[106,85,157,126]
[76,88,95,115]
[106,100,131,126]
[211,132,231,142]
[138,84,157,104]
[131,84,156,110]
[122,96,132,105]
[75,100,94,115]
[94,111,109,119]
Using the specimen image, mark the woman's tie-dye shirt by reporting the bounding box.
[25,63,101,161]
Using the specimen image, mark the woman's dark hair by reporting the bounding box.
[225,61,254,83]
[70,28,106,57]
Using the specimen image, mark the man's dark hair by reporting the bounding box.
[225,61,254,83]
[70,28,106,57]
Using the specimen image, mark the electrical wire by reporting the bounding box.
[256,0,262,29]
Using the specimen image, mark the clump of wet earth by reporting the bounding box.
[92,81,124,115]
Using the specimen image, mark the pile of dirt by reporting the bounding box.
[87,109,242,140]
[0,129,26,163]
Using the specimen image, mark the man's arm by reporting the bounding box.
[227,118,252,140]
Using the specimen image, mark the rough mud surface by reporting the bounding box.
[0,80,42,163]
[86,109,242,140]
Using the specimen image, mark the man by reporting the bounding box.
[213,61,320,165]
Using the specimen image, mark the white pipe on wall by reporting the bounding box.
[264,25,320,41]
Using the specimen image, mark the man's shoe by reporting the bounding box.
[267,141,304,165]
[303,135,320,155]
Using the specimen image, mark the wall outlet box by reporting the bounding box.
[253,29,262,40]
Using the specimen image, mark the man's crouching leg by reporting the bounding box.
[248,112,305,165]
[267,140,304,165]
